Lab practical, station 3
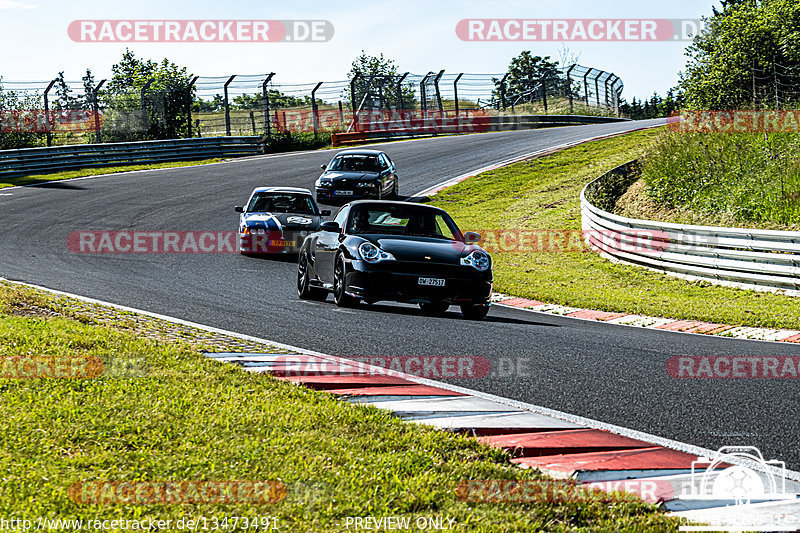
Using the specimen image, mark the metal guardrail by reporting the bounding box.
[581,160,800,293]
[332,114,629,146]
[0,136,263,178]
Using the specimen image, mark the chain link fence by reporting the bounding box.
[0,64,623,150]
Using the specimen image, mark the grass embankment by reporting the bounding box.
[0,282,678,531]
[428,128,800,330]
[0,159,225,189]
[616,130,800,230]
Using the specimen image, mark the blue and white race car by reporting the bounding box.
[235,187,330,254]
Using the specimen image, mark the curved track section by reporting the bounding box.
[3,119,799,467]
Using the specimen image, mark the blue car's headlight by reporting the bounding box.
[461,250,491,271]
[358,242,395,263]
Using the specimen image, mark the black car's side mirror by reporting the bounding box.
[320,221,340,233]
[321,209,332,216]
[464,231,481,244]
[320,164,327,170]
[234,206,244,213]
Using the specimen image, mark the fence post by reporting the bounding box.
[186,76,198,138]
[262,72,275,139]
[223,75,237,136]
[396,72,408,111]
[615,86,624,117]
[419,72,431,116]
[350,72,360,128]
[311,81,323,140]
[141,79,155,138]
[453,73,463,117]
[566,64,576,114]
[594,70,604,107]
[583,68,593,106]
[434,69,445,116]
[338,101,344,127]
[541,76,548,112]
[92,79,106,144]
[500,73,509,111]
[43,79,57,147]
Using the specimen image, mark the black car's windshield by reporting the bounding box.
[347,205,461,240]
[247,193,317,215]
[328,154,381,173]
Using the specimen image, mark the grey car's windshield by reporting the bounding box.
[347,205,461,240]
[247,193,317,215]
[328,154,381,173]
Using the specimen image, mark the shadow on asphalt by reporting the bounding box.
[30,182,87,190]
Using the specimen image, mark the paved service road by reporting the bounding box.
[3,119,799,468]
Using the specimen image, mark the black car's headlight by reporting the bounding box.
[461,250,491,271]
[356,182,376,189]
[358,242,396,263]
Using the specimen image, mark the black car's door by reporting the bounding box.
[315,206,349,284]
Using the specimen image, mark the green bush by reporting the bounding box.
[640,130,800,226]
[263,131,331,153]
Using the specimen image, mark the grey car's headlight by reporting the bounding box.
[461,250,491,271]
[358,242,395,263]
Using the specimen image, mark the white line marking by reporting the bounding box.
[3,275,797,481]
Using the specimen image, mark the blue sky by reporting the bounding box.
[0,0,718,100]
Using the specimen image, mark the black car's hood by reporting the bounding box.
[322,171,379,182]
[369,236,473,264]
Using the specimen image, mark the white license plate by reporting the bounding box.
[334,190,354,196]
[418,277,445,287]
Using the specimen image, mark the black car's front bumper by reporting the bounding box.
[316,185,379,203]
[343,259,492,305]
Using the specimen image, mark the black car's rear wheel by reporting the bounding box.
[333,254,356,307]
[460,304,489,320]
[298,253,327,301]
[419,302,449,315]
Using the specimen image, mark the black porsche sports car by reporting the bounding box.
[315,149,398,203]
[297,201,492,319]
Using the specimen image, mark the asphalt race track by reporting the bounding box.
[3,119,800,469]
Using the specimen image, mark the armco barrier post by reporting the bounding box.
[223,75,236,136]
[92,79,106,144]
[262,73,275,139]
[43,79,57,147]
[311,81,323,140]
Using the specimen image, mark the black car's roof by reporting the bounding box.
[333,149,384,156]
[345,200,446,212]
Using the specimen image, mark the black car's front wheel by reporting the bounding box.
[392,178,399,198]
[298,253,327,301]
[419,302,449,315]
[460,304,489,320]
[333,254,357,307]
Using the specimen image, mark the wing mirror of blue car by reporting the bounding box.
[464,231,482,244]
[320,164,327,170]
[320,221,340,233]
[234,206,244,213]
[321,209,332,216]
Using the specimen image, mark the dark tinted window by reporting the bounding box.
[247,193,317,215]
[347,204,461,240]
[328,154,381,172]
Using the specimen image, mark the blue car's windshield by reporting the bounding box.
[247,193,317,215]
[347,205,461,240]
[328,155,381,173]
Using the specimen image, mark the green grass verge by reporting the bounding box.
[0,159,225,189]
[0,283,679,531]
[427,128,800,331]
